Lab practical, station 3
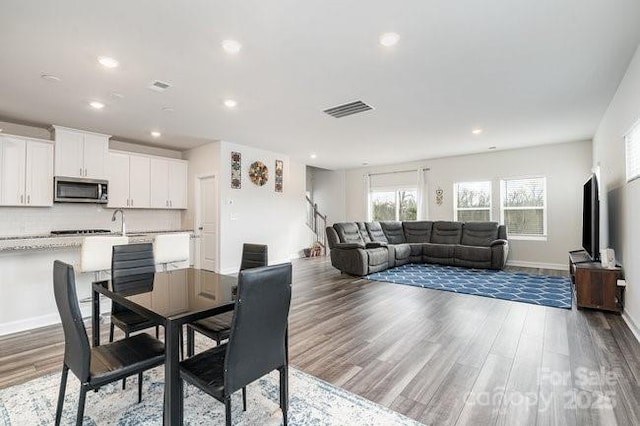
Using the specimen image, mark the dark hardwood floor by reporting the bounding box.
[1,257,639,425]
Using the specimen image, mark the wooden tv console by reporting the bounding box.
[569,250,624,313]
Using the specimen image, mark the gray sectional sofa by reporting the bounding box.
[325,221,508,276]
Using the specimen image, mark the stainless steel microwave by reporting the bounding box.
[54,177,109,203]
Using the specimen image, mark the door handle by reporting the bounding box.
[80,167,83,176]
[198,227,204,230]
[27,195,30,204]
[20,194,24,204]
[131,198,134,207]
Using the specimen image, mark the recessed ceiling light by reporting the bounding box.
[379,32,400,47]
[98,56,119,68]
[224,99,238,108]
[472,128,483,135]
[41,74,61,82]
[488,146,497,150]
[110,92,125,99]
[151,131,161,138]
[89,101,105,110]
[362,162,369,166]
[310,153,317,159]
[221,39,242,54]
[161,106,175,113]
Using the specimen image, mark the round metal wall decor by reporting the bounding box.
[249,161,269,186]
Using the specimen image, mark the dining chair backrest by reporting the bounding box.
[53,260,91,383]
[111,243,156,296]
[224,263,292,395]
[239,243,268,271]
[80,236,129,274]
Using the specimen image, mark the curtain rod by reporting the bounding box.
[367,167,430,177]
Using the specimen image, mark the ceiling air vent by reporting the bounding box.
[323,100,374,118]
[148,80,171,92]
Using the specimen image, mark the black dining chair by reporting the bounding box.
[186,243,267,356]
[53,261,165,426]
[180,263,292,426]
[109,243,159,345]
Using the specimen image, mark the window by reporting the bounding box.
[454,181,491,222]
[626,119,640,182]
[370,188,417,221]
[500,177,546,237]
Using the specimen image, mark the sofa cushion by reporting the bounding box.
[408,243,424,263]
[380,222,406,244]
[461,222,499,247]
[403,221,433,243]
[431,221,463,244]
[356,222,372,243]
[392,243,411,260]
[367,247,388,267]
[454,245,492,268]
[365,222,389,243]
[333,223,364,244]
[423,243,456,266]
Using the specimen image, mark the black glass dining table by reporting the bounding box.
[91,268,237,425]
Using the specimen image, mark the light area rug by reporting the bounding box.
[0,363,423,426]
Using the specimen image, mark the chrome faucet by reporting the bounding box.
[111,209,126,236]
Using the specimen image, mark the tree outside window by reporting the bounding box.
[371,189,417,221]
[501,177,546,236]
[454,181,491,222]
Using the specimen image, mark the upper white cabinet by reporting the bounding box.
[107,152,151,208]
[150,158,187,209]
[0,135,54,207]
[52,126,109,179]
[110,151,186,209]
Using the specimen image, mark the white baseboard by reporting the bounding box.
[506,260,568,271]
[0,302,110,337]
[0,313,61,337]
[622,311,640,344]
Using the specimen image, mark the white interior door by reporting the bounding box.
[198,175,217,271]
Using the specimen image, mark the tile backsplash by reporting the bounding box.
[0,204,183,237]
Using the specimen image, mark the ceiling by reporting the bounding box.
[1,0,639,169]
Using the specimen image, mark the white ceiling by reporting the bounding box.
[1,0,639,169]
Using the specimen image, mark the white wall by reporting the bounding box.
[340,141,592,269]
[593,44,640,339]
[184,141,313,274]
[308,166,346,225]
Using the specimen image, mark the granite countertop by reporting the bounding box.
[0,230,196,252]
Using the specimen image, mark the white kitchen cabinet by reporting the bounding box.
[129,155,150,208]
[150,158,187,209]
[26,141,55,206]
[107,152,150,208]
[53,126,109,179]
[0,135,53,207]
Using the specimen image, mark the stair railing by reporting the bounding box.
[305,196,327,255]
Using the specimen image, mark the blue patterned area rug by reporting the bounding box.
[0,366,422,425]
[367,263,572,309]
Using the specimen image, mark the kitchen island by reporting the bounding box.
[0,230,196,336]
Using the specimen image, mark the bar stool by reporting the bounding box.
[153,233,190,272]
[80,235,129,281]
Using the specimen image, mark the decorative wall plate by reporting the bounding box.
[249,161,269,186]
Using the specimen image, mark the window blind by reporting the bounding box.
[626,120,640,182]
[369,171,417,189]
[501,176,546,236]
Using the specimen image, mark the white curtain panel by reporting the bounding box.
[364,173,371,221]
[416,168,428,220]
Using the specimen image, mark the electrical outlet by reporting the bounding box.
[617,279,626,287]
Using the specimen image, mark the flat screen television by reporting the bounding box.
[582,174,600,261]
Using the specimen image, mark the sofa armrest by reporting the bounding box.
[365,241,387,248]
[490,240,509,269]
[335,242,366,249]
[490,239,508,247]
